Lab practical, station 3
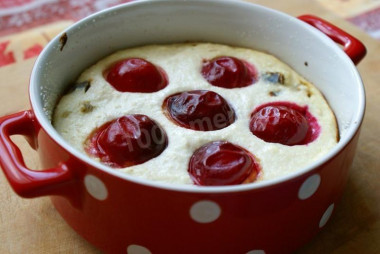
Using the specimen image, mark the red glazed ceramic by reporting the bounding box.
[0,1,366,253]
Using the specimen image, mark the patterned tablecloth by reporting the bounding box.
[0,0,131,67]
[1,0,380,68]
[317,0,380,39]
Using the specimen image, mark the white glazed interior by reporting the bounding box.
[30,0,365,193]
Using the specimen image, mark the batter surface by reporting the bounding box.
[53,43,338,185]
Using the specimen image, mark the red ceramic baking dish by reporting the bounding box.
[0,0,366,253]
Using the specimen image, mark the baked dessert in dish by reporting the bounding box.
[53,43,338,186]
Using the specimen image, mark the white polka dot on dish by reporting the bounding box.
[126,244,151,254]
[246,250,266,254]
[190,200,221,223]
[319,203,335,228]
[298,174,321,200]
[84,174,108,201]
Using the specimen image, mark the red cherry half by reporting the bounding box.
[163,90,235,131]
[249,102,320,146]
[105,58,168,93]
[188,141,260,186]
[85,115,168,168]
[201,56,258,88]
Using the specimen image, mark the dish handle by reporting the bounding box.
[0,110,74,198]
[298,15,367,65]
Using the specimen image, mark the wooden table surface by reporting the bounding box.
[0,0,379,253]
